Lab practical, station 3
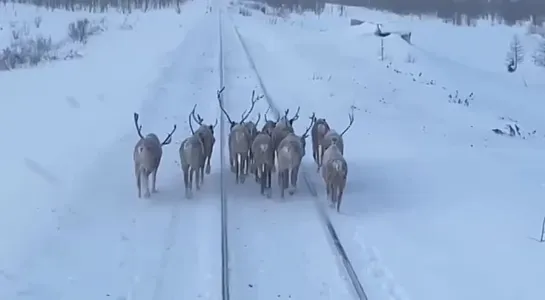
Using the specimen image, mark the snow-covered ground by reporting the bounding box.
[3,0,545,298]
[230,2,545,300]
[0,0,225,298]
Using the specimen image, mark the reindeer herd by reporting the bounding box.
[132,87,355,212]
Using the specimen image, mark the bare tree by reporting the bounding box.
[532,40,545,68]
[506,34,524,72]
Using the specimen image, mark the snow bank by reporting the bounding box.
[0,0,207,282]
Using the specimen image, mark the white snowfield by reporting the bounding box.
[1,0,545,299]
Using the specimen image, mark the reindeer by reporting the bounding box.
[310,114,331,171]
[250,131,274,197]
[189,104,218,184]
[321,110,354,164]
[276,113,315,198]
[218,88,262,183]
[132,113,177,198]
[270,106,300,171]
[179,110,206,199]
[244,112,261,180]
[261,107,277,135]
[321,139,348,212]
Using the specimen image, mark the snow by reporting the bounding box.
[222,16,353,299]
[3,0,545,298]
[230,2,545,300]
[0,0,224,298]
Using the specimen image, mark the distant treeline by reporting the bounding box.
[261,0,545,26]
[1,0,182,12]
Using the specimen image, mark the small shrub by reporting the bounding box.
[68,18,90,43]
[239,7,251,16]
[34,16,42,28]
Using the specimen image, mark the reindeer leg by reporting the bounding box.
[200,164,205,186]
[196,167,201,191]
[240,155,247,184]
[151,168,158,193]
[316,146,322,172]
[205,156,211,174]
[143,173,151,198]
[136,170,142,198]
[188,168,194,198]
[183,167,189,198]
[271,152,276,172]
[260,165,266,195]
[288,166,299,196]
[278,170,285,198]
[230,156,236,173]
[266,167,272,198]
[235,155,240,184]
[337,185,345,213]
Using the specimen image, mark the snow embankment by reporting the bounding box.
[0,0,207,276]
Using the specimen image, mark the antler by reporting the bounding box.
[255,113,261,126]
[301,112,315,138]
[289,106,300,123]
[340,110,355,136]
[240,90,263,123]
[161,124,177,145]
[192,109,204,126]
[309,112,317,122]
[264,107,270,122]
[213,118,218,128]
[217,86,235,125]
[133,112,145,139]
[188,104,196,134]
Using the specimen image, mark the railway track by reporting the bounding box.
[217,7,369,300]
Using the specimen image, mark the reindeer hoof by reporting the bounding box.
[144,191,151,198]
[152,188,158,193]
[266,189,272,198]
[185,190,193,199]
[240,176,246,184]
[288,187,296,195]
[205,165,211,174]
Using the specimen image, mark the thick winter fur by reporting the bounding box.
[261,108,277,135]
[250,132,274,197]
[321,142,348,212]
[320,111,354,164]
[311,117,331,170]
[133,134,162,198]
[261,120,276,135]
[275,115,314,198]
[217,89,262,184]
[132,113,176,199]
[244,113,260,177]
[189,104,217,182]
[229,124,251,183]
[322,130,345,156]
[179,134,205,199]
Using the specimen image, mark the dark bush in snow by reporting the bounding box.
[68,18,104,43]
[1,35,53,70]
[239,6,252,16]
[68,18,90,43]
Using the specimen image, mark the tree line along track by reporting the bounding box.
[217,9,368,300]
